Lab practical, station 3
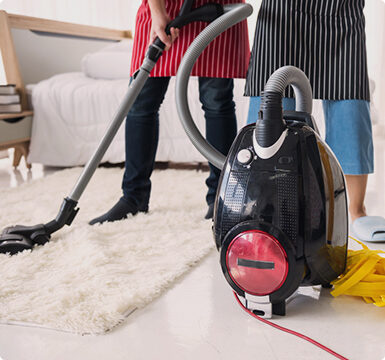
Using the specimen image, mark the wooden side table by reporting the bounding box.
[0,110,33,169]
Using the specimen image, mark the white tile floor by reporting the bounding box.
[0,133,384,360]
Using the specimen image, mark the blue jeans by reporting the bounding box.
[247,97,374,175]
[122,77,237,209]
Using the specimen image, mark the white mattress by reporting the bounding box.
[28,73,250,166]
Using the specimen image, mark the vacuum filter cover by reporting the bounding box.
[226,230,289,296]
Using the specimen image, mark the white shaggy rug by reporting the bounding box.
[0,168,214,334]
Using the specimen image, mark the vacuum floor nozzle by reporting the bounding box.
[0,224,50,254]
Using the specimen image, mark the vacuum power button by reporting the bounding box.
[237,149,253,165]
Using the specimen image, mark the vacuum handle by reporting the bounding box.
[67,1,225,203]
[179,0,195,17]
[148,3,224,61]
[167,3,224,32]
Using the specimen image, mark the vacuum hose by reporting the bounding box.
[176,12,313,168]
[176,3,253,170]
[263,65,313,114]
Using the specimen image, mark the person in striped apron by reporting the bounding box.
[245,0,385,242]
[90,0,250,224]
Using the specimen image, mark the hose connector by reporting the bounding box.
[253,66,313,158]
[255,91,287,148]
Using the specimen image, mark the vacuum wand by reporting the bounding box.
[69,2,225,203]
[0,0,229,255]
[68,57,156,202]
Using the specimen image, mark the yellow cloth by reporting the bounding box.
[331,237,385,307]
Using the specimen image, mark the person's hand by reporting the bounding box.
[149,11,179,51]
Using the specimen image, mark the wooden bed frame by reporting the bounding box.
[0,11,132,167]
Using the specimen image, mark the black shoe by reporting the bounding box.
[204,203,214,220]
[89,197,147,225]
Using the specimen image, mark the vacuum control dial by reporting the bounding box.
[237,149,253,165]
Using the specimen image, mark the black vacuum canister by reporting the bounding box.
[176,62,349,318]
[214,104,348,317]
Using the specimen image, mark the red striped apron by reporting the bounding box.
[130,0,250,78]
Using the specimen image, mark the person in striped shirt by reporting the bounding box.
[245,0,385,242]
[89,0,249,224]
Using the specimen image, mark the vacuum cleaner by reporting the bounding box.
[0,1,253,254]
[175,44,349,315]
[0,0,348,320]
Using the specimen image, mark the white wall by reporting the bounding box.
[365,0,385,124]
[0,0,258,85]
[0,0,141,85]
[0,0,261,38]
[0,0,141,31]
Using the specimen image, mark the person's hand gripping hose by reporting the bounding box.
[149,0,180,50]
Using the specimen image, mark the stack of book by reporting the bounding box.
[0,85,22,114]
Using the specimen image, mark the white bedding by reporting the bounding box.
[28,73,250,166]
[27,38,330,167]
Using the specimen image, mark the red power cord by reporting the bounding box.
[233,292,349,360]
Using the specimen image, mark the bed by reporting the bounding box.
[0,11,133,167]
[2,11,383,169]
[0,12,340,168]
[24,38,335,167]
[3,11,252,167]
[27,39,250,166]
